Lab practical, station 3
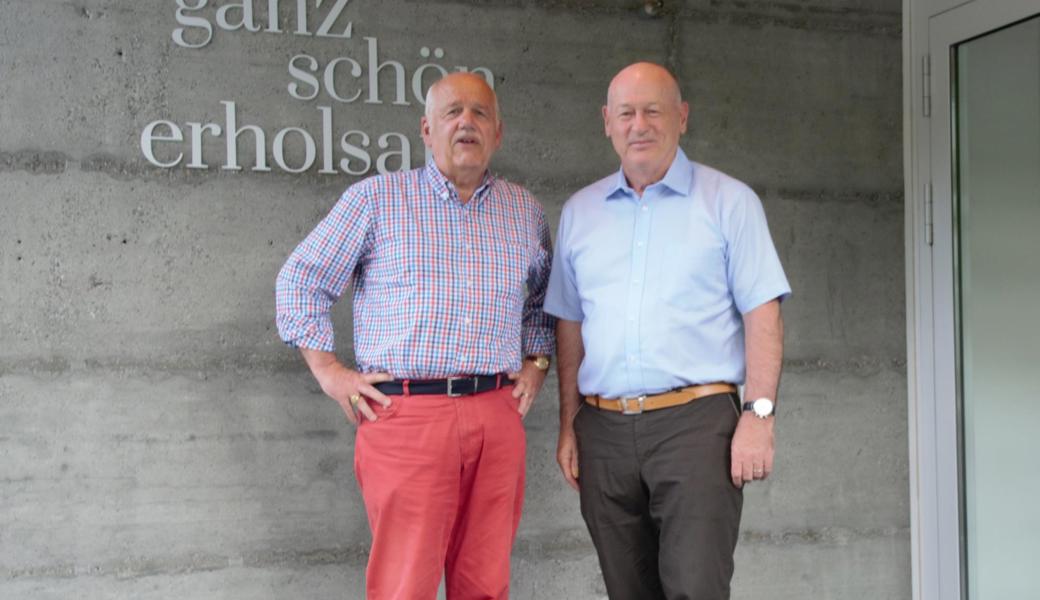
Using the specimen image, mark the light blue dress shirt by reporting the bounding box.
[544,149,791,398]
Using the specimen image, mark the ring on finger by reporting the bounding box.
[349,394,362,406]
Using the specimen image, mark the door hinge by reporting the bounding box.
[922,54,932,118]
[925,181,934,246]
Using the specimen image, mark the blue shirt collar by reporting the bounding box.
[424,161,495,205]
[606,148,693,201]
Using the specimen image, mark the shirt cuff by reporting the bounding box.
[276,313,336,352]
[522,324,556,357]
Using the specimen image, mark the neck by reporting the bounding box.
[436,163,485,204]
[453,180,479,203]
[623,149,678,197]
[624,167,667,197]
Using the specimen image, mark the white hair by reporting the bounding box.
[424,75,501,124]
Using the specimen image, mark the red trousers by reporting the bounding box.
[354,387,526,600]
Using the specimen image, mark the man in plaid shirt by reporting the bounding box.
[275,73,555,599]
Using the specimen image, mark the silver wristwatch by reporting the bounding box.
[741,397,775,418]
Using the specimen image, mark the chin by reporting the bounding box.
[625,152,658,164]
[455,150,487,162]
[454,159,488,170]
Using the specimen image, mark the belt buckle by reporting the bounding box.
[447,376,476,397]
[620,395,647,415]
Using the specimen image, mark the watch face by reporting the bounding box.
[532,356,550,370]
[752,398,774,417]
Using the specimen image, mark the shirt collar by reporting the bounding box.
[424,161,495,205]
[605,147,692,201]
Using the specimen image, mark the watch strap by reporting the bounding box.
[743,398,776,418]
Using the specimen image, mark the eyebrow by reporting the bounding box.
[441,101,490,113]
[614,102,662,111]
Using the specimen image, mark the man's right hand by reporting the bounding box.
[300,349,393,424]
[555,319,584,493]
[319,364,394,424]
[556,425,580,491]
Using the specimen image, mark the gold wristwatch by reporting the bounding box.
[527,355,551,370]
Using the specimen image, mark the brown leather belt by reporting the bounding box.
[584,383,737,414]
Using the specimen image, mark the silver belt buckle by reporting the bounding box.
[620,395,647,415]
[447,376,476,397]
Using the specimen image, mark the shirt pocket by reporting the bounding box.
[365,238,413,286]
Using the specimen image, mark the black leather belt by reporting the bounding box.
[373,373,511,397]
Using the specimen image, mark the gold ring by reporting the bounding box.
[349,394,362,406]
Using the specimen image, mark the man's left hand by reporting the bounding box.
[508,360,548,418]
[730,413,775,488]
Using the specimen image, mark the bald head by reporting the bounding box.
[425,72,501,124]
[607,62,683,107]
[602,62,689,194]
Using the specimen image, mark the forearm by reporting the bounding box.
[743,299,784,403]
[556,319,585,425]
[300,347,348,388]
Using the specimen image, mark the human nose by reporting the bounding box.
[458,108,477,128]
[632,111,650,132]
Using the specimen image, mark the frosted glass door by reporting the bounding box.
[954,14,1040,600]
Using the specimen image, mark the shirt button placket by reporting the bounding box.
[624,200,652,393]
[461,204,477,373]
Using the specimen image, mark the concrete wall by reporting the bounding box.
[0,1,908,598]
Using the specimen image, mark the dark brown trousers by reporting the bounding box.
[574,392,743,600]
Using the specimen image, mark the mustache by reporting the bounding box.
[452,132,481,144]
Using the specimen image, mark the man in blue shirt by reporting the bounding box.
[544,62,790,599]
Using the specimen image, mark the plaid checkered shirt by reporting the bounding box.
[275,162,555,378]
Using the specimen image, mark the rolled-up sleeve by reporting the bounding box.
[522,206,556,357]
[275,186,372,351]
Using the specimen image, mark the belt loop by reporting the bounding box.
[495,373,502,389]
[402,380,410,397]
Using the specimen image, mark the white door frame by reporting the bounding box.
[904,1,1039,598]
